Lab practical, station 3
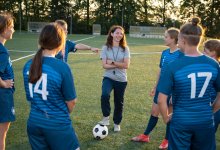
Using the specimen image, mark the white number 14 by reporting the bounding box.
[187,72,212,99]
[28,73,49,100]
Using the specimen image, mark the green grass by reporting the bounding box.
[4,32,220,150]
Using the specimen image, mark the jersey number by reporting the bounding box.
[187,72,212,99]
[28,73,49,100]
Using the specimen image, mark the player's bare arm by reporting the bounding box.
[75,43,99,53]
[0,77,14,88]
[158,93,170,124]
[66,98,77,113]
[213,92,220,113]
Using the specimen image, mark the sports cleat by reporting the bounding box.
[114,124,120,132]
[131,134,150,143]
[159,139,168,149]
[98,116,110,126]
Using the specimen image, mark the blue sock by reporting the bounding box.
[144,115,158,135]
[165,123,170,140]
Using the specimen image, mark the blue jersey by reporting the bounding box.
[159,48,183,76]
[158,55,220,129]
[0,43,14,92]
[210,62,220,102]
[55,40,76,62]
[153,49,183,103]
[23,57,77,130]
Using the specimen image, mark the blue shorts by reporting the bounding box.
[168,126,215,150]
[153,90,171,105]
[27,123,80,150]
[214,110,220,132]
[0,88,15,123]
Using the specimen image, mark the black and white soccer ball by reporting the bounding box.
[93,124,108,140]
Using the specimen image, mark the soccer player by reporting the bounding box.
[0,12,15,150]
[203,39,220,132]
[131,28,182,149]
[23,23,80,150]
[55,20,99,62]
[157,17,220,150]
[98,25,130,132]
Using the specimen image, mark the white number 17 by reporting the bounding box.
[187,72,212,99]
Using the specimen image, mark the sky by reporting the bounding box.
[174,0,181,6]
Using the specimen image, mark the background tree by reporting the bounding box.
[136,0,153,25]
[180,0,202,20]
[0,0,219,37]
[205,0,220,37]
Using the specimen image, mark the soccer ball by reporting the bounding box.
[93,124,108,140]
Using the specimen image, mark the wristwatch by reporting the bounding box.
[73,48,78,52]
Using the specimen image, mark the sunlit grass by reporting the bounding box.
[5,32,220,150]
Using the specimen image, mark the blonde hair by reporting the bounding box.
[166,27,179,44]
[0,12,14,34]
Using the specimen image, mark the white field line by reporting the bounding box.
[11,36,96,62]
[9,50,162,55]
[11,53,36,62]
[9,50,34,52]
[68,52,162,55]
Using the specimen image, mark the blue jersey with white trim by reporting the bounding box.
[55,40,76,62]
[159,48,183,76]
[154,49,183,102]
[23,57,77,129]
[0,43,14,92]
[158,55,220,129]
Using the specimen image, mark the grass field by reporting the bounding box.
[4,32,220,150]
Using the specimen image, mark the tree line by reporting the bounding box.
[0,0,219,38]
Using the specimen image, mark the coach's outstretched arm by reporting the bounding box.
[213,92,220,113]
[75,43,99,53]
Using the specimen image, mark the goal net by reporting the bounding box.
[93,24,101,35]
[129,26,166,39]
[28,22,49,33]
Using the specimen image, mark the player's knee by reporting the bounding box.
[151,107,160,116]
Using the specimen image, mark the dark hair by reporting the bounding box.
[55,19,67,27]
[0,12,14,34]
[204,39,220,59]
[179,17,204,46]
[166,27,179,44]
[106,25,127,50]
[29,23,66,83]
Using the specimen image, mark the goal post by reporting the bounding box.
[93,24,101,35]
[129,26,166,39]
[27,22,49,33]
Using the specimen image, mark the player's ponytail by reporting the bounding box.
[29,47,43,83]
